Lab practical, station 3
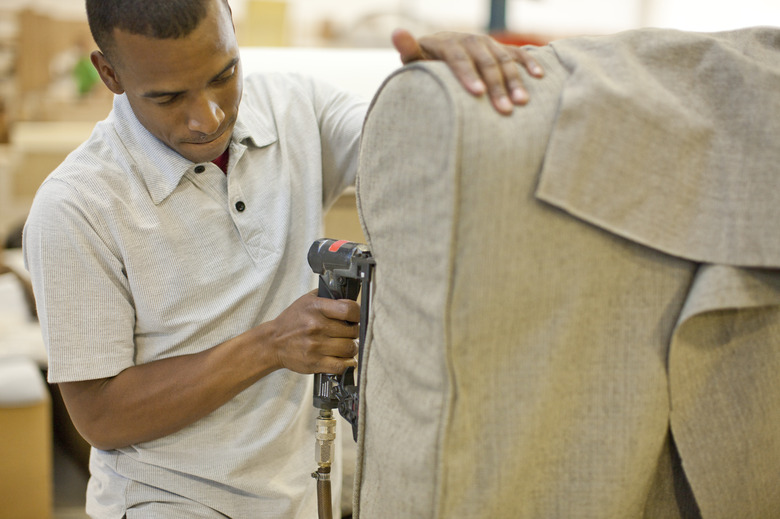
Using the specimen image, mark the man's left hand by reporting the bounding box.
[392,28,544,115]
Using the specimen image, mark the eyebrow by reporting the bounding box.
[141,57,240,99]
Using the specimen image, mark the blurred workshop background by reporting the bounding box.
[0,1,778,518]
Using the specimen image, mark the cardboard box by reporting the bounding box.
[0,361,52,519]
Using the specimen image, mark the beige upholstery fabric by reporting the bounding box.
[538,27,780,266]
[354,28,780,519]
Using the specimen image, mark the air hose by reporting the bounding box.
[313,409,336,519]
[315,467,332,519]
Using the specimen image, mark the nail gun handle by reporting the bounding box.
[312,270,360,413]
[317,276,333,299]
[317,273,360,302]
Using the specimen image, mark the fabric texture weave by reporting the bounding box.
[354,27,780,519]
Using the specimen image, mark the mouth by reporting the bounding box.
[187,130,224,146]
[185,116,235,146]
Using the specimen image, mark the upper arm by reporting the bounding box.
[24,179,136,384]
[308,77,369,209]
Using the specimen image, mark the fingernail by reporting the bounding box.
[472,80,486,94]
[497,95,513,112]
[511,88,529,104]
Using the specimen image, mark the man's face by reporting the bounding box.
[95,0,242,163]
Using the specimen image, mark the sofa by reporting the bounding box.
[352,27,780,518]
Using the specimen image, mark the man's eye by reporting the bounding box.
[157,95,179,106]
[215,69,236,84]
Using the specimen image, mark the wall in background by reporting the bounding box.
[5,0,780,45]
[283,0,780,45]
[647,0,780,32]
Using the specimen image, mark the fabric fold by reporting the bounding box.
[537,27,780,267]
[669,264,780,518]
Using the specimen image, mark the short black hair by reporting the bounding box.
[86,0,211,63]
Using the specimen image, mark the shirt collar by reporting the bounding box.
[109,91,279,205]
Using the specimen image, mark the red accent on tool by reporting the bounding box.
[329,240,349,252]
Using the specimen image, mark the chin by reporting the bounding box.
[176,141,224,164]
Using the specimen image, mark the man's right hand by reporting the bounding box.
[267,289,360,375]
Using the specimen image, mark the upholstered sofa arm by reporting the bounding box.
[353,28,780,519]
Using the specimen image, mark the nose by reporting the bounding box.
[187,95,224,136]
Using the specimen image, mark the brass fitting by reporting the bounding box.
[315,410,337,468]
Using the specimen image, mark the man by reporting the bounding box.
[23,0,542,517]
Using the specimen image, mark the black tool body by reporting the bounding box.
[307,238,375,441]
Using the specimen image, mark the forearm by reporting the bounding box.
[60,325,277,450]
[59,290,359,450]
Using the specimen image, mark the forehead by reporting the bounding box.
[111,1,238,88]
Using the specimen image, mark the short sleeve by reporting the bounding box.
[24,178,136,383]
[306,75,368,210]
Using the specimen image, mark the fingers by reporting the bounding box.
[417,32,489,97]
[313,338,359,374]
[287,331,358,375]
[457,34,535,114]
[470,35,527,113]
[314,294,362,324]
[391,28,426,64]
[400,29,546,115]
[506,45,544,78]
[270,292,361,374]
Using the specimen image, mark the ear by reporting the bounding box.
[91,50,125,95]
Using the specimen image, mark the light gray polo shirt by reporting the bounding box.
[24,72,367,518]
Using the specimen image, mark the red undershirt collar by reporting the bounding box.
[212,147,230,174]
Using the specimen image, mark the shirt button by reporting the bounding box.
[235,201,246,212]
[194,165,205,174]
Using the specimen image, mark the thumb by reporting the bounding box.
[392,28,426,64]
